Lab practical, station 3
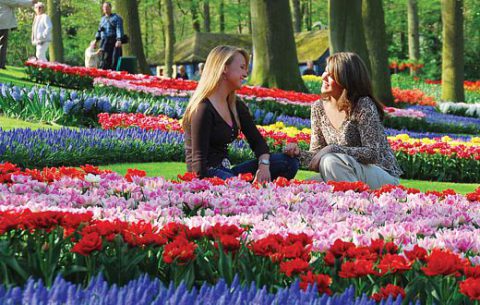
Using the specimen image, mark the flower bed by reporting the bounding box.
[0,275,395,305]
[1,167,480,303]
[438,102,480,119]
[1,115,479,182]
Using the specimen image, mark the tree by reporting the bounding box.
[250,0,306,92]
[190,0,201,32]
[290,0,302,33]
[362,0,393,105]
[163,0,175,78]
[203,0,211,32]
[441,0,464,102]
[302,0,313,31]
[218,0,225,32]
[47,0,64,62]
[407,0,420,76]
[237,0,243,33]
[116,0,151,74]
[328,0,370,72]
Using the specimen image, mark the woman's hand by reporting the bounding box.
[284,142,300,157]
[254,164,271,183]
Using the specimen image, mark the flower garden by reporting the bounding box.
[0,60,479,304]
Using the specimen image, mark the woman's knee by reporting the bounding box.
[319,153,340,174]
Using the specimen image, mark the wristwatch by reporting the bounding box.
[259,159,270,166]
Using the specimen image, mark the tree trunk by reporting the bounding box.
[162,0,175,78]
[250,0,306,92]
[190,0,201,32]
[247,3,252,34]
[203,0,210,32]
[328,0,370,72]
[407,0,420,76]
[116,0,151,74]
[219,0,225,32]
[47,0,63,62]
[441,0,464,102]
[144,5,149,58]
[237,0,243,34]
[302,0,312,31]
[362,0,393,105]
[290,0,302,32]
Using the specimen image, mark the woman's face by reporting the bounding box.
[35,5,44,15]
[224,53,248,90]
[321,65,343,99]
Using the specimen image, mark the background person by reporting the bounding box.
[95,2,123,70]
[0,0,37,69]
[31,1,51,61]
[85,40,101,68]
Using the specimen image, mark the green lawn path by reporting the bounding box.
[1,66,478,194]
[0,66,38,87]
[99,162,479,194]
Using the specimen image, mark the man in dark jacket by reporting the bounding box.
[95,2,124,70]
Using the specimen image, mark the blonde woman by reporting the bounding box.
[183,45,299,182]
[285,52,402,189]
[31,2,52,61]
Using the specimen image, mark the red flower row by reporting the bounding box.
[425,79,480,92]
[0,163,110,183]
[4,208,480,301]
[392,87,437,106]
[0,162,148,184]
[26,60,322,105]
[389,61,424,71]
[25,59,153,82]
[97,113,183,131]
[389,139,480,160]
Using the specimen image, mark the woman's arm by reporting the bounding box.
[190,102,213,178]
[237,100,270,158]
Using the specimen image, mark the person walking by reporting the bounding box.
[95,2,124,70]
[0,0,37,69]
[31,2,51,61]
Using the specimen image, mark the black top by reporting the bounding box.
[185,99,270,177]
[302,68,317,76]
[176,73,189,80]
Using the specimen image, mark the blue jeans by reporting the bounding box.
[206,153,300,180]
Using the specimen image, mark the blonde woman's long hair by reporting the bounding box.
[182,45,249,131]
[326,52,385,120]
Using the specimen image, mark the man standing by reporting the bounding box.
[302,60,317,76]
[95,2,124,70]
[31,2,52,61]
[0,0,37,69]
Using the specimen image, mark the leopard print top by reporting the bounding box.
[298,96,403,177]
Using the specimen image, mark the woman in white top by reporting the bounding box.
[31,2,51,61]
[85,40,101,68]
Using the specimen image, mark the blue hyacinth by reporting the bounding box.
[0,274,420,305]
[84,98,96,111]
[63,100,75,114]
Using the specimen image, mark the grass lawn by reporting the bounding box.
[0,115,65,130]
[0,66,39,87]
[99,162,479,194]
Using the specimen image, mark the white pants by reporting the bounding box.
[36,42,49,61]
[308,153,399,189]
